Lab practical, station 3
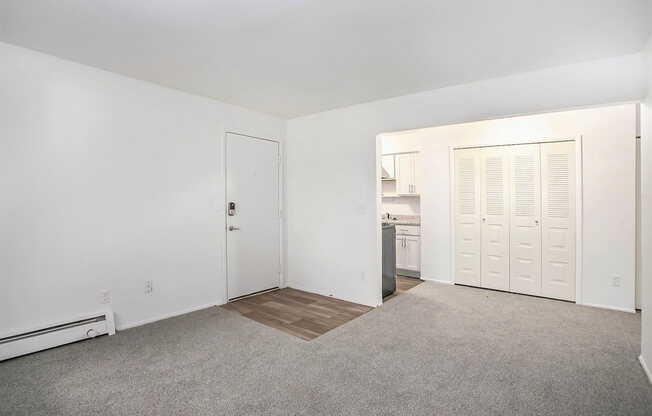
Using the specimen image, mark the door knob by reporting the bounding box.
[535,220,539,225]
[228,226,240,231]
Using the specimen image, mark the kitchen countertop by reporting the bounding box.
[381,215,420,226]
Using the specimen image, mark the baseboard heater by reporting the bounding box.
[0,311,116,361]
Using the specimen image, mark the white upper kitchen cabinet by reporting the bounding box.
[395,152,420,196]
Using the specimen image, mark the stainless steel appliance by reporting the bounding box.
[382,223,397,297]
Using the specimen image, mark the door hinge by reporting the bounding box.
[278,209,282,219]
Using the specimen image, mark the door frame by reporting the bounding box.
[449,136,583,304]
[221,129,284,304]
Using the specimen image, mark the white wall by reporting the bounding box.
[382,105,637,311]
[381,197,420,216]
[287,53,646,307]
[640,30,652,381]
[0,42,286,334]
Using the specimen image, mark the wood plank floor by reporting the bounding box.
[221,288,373,341]
[382,275,424,302]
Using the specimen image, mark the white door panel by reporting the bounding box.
[226,133,280,300]
[455,141,576,302]
[396,153,415,195]
[481,147,510,291]
[509,144,542,296]
[454,148,481,286]
[541,141,575,301]
[404,236,421,271]
[413,153,420,195]
[396,235,406,269]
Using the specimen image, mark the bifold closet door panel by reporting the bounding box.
[480,146,510,291]
[454,148,482,287]
[509,144,542,296]
[541,141,576,301]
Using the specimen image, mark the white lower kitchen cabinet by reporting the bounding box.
[395,232,420,278]
[396,235,406,269]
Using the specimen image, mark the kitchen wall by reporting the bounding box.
[640,28,652,382]
[382,104,637,311]
[287,52,646,307]
[0,42,286,334]
[381,197,420,216]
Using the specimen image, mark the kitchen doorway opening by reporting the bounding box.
[378,133,423,303]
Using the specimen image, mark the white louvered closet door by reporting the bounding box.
[454,148,482,287]
[509,144,542,296]
[541,141,576,301]
[480,146,510,291]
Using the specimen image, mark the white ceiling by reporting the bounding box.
[1,1,650,119]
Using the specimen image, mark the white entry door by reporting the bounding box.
[480,146,510,291]
[454,148,482,286]
[541,141,576,301]
[509,144,542,296]
[226,133,280,300]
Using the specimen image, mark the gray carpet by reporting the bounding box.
[1,282,650,415]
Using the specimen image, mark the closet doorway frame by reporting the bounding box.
[448,136,583,304]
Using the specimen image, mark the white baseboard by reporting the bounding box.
[421,277,454,285]
[287,283,377,307]
[639,356,652,385]
[116,301,222,331]
[581,302,636,313]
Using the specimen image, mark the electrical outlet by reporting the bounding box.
[144,280,153,293]
[611,275,620,287]
[101,290,111,304]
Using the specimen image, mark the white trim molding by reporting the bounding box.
[582,302,636,314]
[421,277,455,285]
[639,356,652,385]
[288,283,378,308]
[116,302,220,331]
